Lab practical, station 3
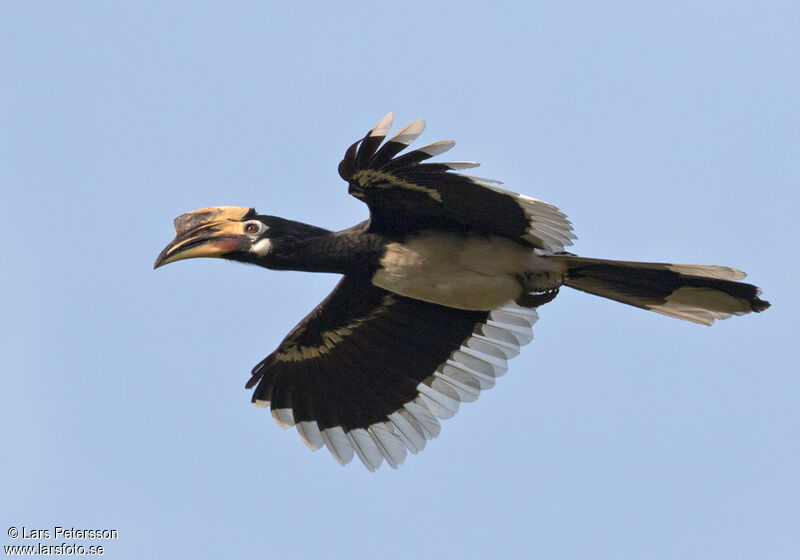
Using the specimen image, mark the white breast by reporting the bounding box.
[371,233,536,311]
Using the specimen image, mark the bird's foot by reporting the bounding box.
[516,288,560,309]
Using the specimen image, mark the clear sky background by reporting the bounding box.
[2,2,798,558]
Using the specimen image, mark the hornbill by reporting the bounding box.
[154,113,770,471]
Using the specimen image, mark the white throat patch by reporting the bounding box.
[251,238,272,256]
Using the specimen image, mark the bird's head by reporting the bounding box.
[153,206,276,269]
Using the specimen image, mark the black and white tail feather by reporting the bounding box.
[557,256,769,325]
[251,113,768,471]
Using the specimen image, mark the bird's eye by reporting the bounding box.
[244,221,263,235]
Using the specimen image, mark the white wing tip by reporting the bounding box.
[370,112,395,137]
[271,408,294,428]
[420,139,455,157]
[441,161,481,170]
[388,119,426,146]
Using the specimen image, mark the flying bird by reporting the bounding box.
[154,113,770,471]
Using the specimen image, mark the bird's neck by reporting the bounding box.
[263,228,386,275]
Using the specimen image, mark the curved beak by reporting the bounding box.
[154,206,253,269]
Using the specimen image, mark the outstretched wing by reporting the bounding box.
[338,113,576,253]
[246,275,539,471]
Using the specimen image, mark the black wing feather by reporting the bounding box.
[338,116,537,245]
[247,275,488,432]
[370,139,414,168]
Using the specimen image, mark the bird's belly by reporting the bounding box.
[371,234,534,311]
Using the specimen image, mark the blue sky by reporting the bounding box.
[2,1,798,558]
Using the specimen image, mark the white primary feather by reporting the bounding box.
[419,140,455,157]
[296,421,324,451]
[348,429,383,472]
[388,411,426,454]
[370,424,407,469]
[441,161,481,170]
[320,426,354,466]
[403,400,441,439]
[370,112,394,138]
[387,119,425,146]
[271,408,294,428]
[433,372,480,403]
[417,384,459,419]
[442,361,496,390]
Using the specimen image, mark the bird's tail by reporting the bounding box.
[547,255,770,325]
